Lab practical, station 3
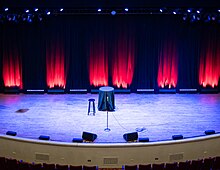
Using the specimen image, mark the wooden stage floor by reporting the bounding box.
[0,93,219,143]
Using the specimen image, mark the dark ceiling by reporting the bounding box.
[2,0,220,8]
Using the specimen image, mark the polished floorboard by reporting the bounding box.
[0,93,219,143]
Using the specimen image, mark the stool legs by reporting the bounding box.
[88,100,95,115]
[92,101,96,115]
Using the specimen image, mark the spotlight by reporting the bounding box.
[34,8,38,12]
[46,11,51,15]
[111,10,116,15]
[38,14,43,21]
[27,14,32,23]
[196,10,200,14]
[218,9,220,12]
[160,8,163,12]
[5,8,9,11]
[187,9,191,13]
[60,8,64,12]
[125,8,128,12]
[97,8,101,12]
[182,14,187,21]
[173,11,177,15]
[26,9,29,13]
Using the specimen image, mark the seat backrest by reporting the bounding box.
[124,165,138,170]
[139,164,152,170]
[56,164,69,170]
[83,165,97,170]
[152,163,165,170]
[165,162,177,170]
[69,165,83,170]
[42,163,56,170]
[0,157,7,170]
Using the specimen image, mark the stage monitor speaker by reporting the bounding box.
[205,130,215,135]
[172,135,183,140]
[6,131,17,136]
[39,135,50,140]
[139,137,149,142]
[123,132,138,142]
[82,132,97,142]
[72,138,83,143]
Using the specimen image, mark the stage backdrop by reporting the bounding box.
[0,15,219,91]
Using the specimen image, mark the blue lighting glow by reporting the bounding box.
[187,9,191,13]
[97,8,101,12]
[111,10,116,15]
[60,8,64,12]
[125,8,128,12]
[34,8,38,12]
[5,8,9,11]
[47,11,51,15]
[173,11,177,15]
[26,9,29,13]
[197,10,200,14]
[160,9,163,12]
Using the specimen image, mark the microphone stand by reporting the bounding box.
[104,95,111,132]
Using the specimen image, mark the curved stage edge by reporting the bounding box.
[0,134,220,168]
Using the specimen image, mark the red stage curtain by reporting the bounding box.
[157,39,178,88]
[2,27,22,88]
[46,37,65,88]
[89,38,108,87]
[3,48,22,88]
[199,32,220,88]
[112,28,135,88]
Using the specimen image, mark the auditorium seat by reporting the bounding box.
[165,162,178,170]
[213,156,220,170]
[202,157,214,170]
[69,165,83,170]
[189,159,203,170]
[6,158,18,170]
[56,164,69,170]
[139,164,151,170]
[152,163,165,170]
[30,163,43,170]
[18,161,31,170]
[0,157,7,170]
[42,163,56,170]
[83,165,97,170]
[177,161,190,170]
[124,165,138,170]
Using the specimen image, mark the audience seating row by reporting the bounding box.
[124,156,220,170]
[0,157,97,170]
[0,156,220,170]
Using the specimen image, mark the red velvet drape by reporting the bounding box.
[157,40,178,88]
[199,37,220,88]
[3,44,22,88]
[46,40,65,88]
[112,30,135,88]
[89,38,108,87]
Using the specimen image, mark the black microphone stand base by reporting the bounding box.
[104,128,111,132]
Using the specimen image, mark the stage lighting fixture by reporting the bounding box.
[218,9,220,12]
[60,8,64,12]
[34,8,38,12]
[25,9,29,13]
[187,9,191,13]
[196,10,200,14]
[5,8,9,11]
[38,14,43,21]
[182,14,187,21]
[111,10,116,15]
[173,11,177,15]
[160,8,163,12]
[27,15,32,23]
[46,11,51,15]
[125,8,128,12]
[97,8,101,12]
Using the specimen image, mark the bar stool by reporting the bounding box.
[88,99,96,115]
